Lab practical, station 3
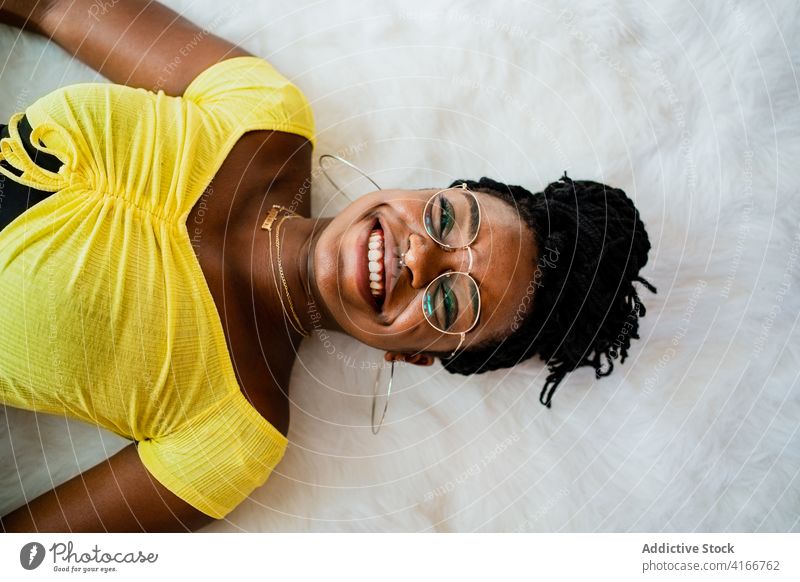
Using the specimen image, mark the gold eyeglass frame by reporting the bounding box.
[420,182,483,358]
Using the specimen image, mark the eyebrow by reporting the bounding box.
[462,199,485,344]
[467,197,484,288]
[469,200,480,237]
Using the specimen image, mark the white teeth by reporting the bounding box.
[367,228,385,299]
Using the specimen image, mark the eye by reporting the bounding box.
[436,194,455,239]
[425,193,456,244]
[434,278,459,330]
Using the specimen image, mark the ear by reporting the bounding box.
[383,351,436,366]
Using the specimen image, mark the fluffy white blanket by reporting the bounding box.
[1,0,798,532]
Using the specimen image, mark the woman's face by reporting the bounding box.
[311,187,539,357]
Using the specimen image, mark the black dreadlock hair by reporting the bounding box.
[434,173,657,408]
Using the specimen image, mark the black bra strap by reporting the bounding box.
[0,115,62,232]
[19,115,63,172]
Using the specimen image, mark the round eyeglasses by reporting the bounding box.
[419,183,482,357]
[319,155,482,357]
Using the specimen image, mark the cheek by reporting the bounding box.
[387,302,453,350]
[390,300,425,333]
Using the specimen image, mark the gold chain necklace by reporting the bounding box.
[261,205,310,337]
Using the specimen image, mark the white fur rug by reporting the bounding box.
[1,0,798,532]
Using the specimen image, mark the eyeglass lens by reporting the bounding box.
[422,272,480,333]
[423,187,480,248]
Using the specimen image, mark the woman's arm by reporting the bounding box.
[0,1,52,34]
[0,443,215,532]
[1,0,251,95]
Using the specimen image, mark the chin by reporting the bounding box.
[312,223,364,328]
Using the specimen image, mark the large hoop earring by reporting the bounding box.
[371,359,395,435]
[320,154,393,435]
[319,154,383,199]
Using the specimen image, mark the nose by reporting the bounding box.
[403,232,471,289]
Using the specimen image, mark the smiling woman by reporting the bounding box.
[305,174,657,408]
[309,185,538,355]
[0,0,655,532]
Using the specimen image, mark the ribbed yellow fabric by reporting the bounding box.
[0,56,314,519]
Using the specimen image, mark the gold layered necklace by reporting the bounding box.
[261,205,310,337]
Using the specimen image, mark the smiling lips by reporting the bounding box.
[367,225,386,305]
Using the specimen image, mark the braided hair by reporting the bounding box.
[436,174,657,408]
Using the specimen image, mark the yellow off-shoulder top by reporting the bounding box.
[0,56,315,519]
